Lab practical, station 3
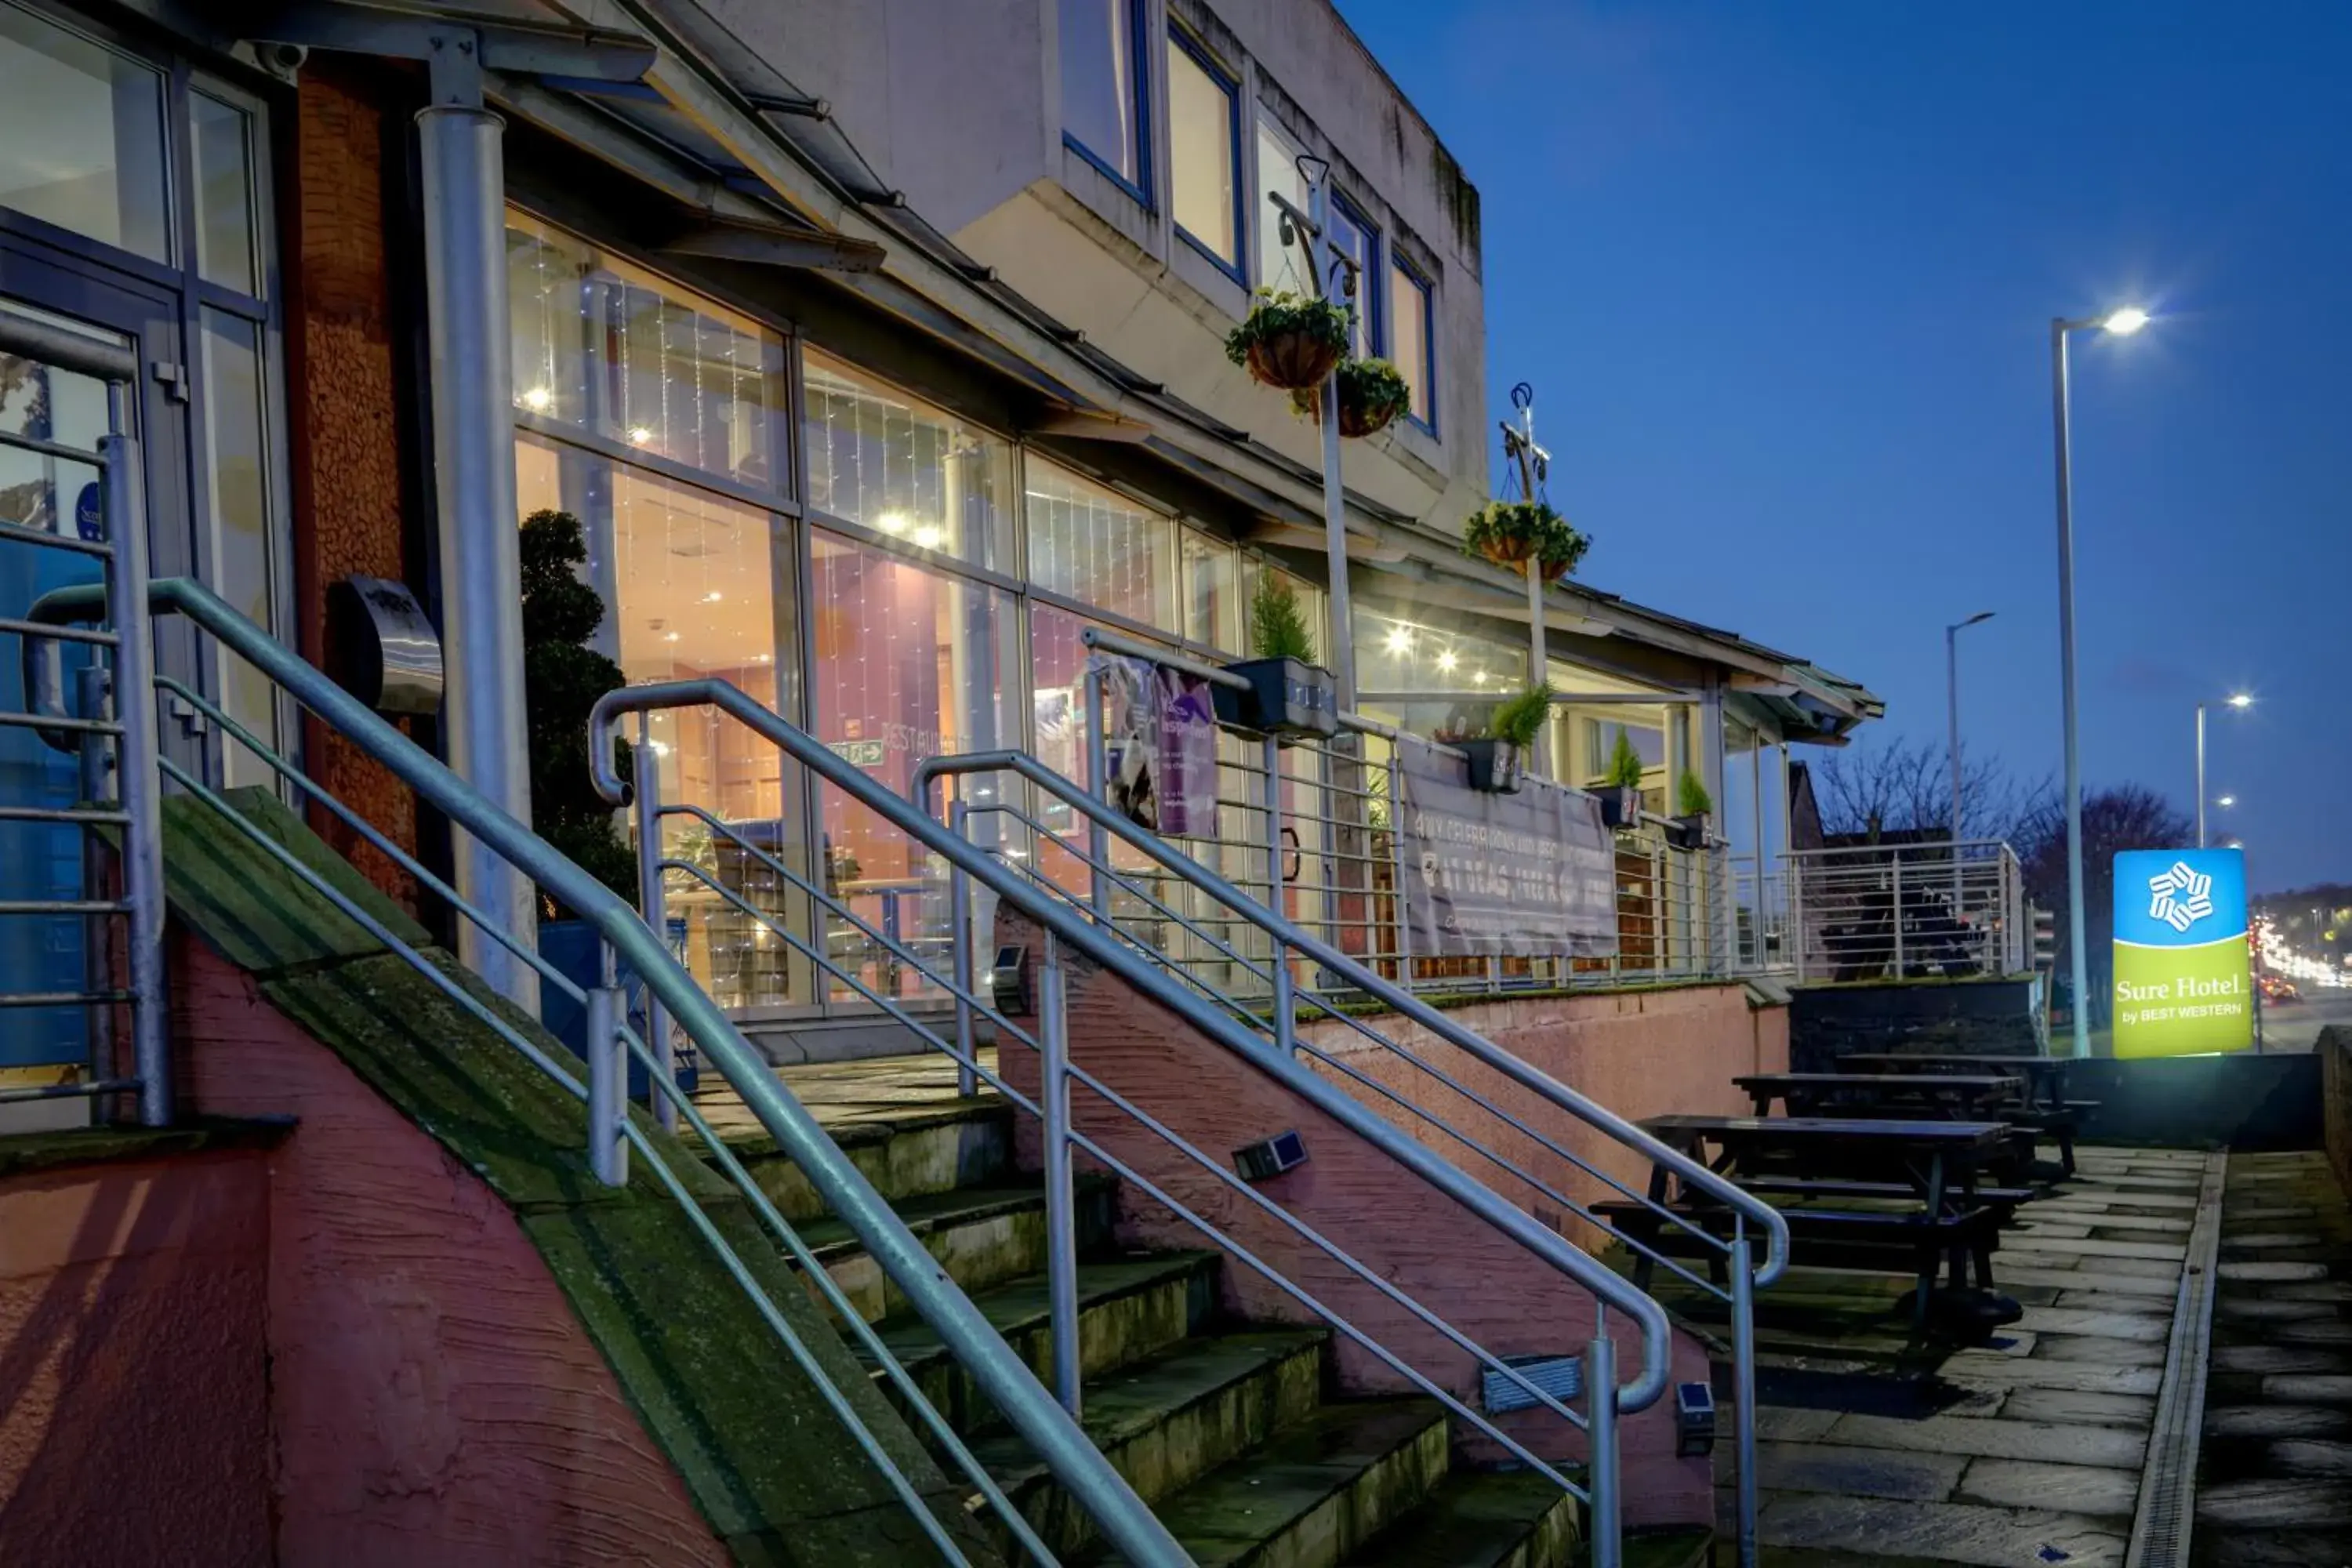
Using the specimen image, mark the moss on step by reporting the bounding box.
[708,1098,1011,1222]
[803,1174,1119,1323]
[1338,1468,1582,1568]
[161,789,1000,1566]
[0,1116,292,1178]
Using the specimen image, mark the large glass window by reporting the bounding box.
[1025,457,1177,630]
[1181,530,1241,652]
[1327,194,1381,358]
[1388,259,1434,430]
[1167,28,1240,274]
[507,214,787,494]
[802,348,1014,572]
[810,531,1020,1002]
[0,6,167,262]
[191,92,257,295]
[199,310,278,786]
[1255,118,1310,293]
[1060,0,1147,198]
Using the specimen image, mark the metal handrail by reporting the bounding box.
[34,578,1188,1568]
[585,678,1677,1414]
[913,748,1795,1290]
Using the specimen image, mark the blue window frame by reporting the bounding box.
[1060,0,1152,206]
[1166,24,1244,282]
[1388,255,1436,432]
[1327,191,1381,358]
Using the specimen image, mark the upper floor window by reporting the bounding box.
[1061,0,1149,201]
[1255,118,1311,293]
[1327,193,1381,358]
[1388,257,1435,430]
[1167,27,1240,278]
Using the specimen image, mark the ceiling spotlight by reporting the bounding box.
[876,510,910,536]
[1436,650,1458,673]
[704,590,723,602]
[1472,669,1489,686]
[912,524,946,550]
[521,386,553,412]
[1384,626,1412,655]
[628,425,654,445]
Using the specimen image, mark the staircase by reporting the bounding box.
[721,1091,1584,1568]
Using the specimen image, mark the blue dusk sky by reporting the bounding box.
[1335,1,2352,887]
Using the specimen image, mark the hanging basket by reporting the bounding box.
[1246,333,1345,393]
[1226,291,1352,394]
[1461,500,1589,580]
[1292,358,1413,438]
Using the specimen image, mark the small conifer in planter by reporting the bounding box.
[1461,499,1590,580]
[521,508,636,916]
[1214,572,1338,739]
[1225,289,1350,392]
[1597,728,1646,829]
[1668,769,1715,850]
[1290,357,1413,438]
[1457,679,1552,793]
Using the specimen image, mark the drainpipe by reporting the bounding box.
[418,33,536,1007]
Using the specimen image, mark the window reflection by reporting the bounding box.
[0,7,167,262]
[192,93,256,295]
[1025,457,1175,630]
[200,309,276,786]
[802,349,1012,572]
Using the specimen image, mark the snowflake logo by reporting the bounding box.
[2147,862,2216,934]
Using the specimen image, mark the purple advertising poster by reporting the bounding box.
[1156,668,1218,837]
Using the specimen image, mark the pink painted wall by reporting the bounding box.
[0,1147,272,1567]
[170,935,730,1568]
[997,913,1719,1529]
[1298,982,1785,1254]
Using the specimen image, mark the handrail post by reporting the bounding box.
[1890,848,1904,978]
[949,796,978,1097]
[630,721,675,1130]
[1388,747,1411,989]
[1040,931,1082,1415]
[1790,854,1806,982]
[586,939,628,1186]
[77,664,118,1105]
[1587,1326,1621,1568]
[100,414,169,1127]
[1083,663,1110,920]
[1263,731,1296,1047]
[1731,1228,1759,1568]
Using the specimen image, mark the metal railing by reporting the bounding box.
[915,635,1794,1567]
[1785,840,2027,983]
[26,575,1188,1568]
[0,312,167,1126]
[589,678,1687,1568]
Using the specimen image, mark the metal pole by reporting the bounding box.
[1265,733,1295,1053]
[1040,932,1082,1416]
[2051,320,2090,1058]
[1949,622,1964,909]
[77,665,118,1108]
[1731,1231,1759,1568]
[2195,703,2207,849]
[100,401,168,1128]
[586,940,627,1186]
[630,722,674,1131]
[1891,848,1904,978]
[1389,749,1412,987]
[419,61,536,1011]
[1083,664,1110,920]
[1305,169,1356,712]
[949,797,978,1098]
[1587,1327,1621,1568]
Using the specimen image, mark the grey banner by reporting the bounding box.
[1395,735,1620,957]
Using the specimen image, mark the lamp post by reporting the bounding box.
[2049,305,2150,1058]
[1947,612,1994,909]
[2195,692,2253,848]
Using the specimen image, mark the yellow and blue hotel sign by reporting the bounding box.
[2112,848,2254,1058]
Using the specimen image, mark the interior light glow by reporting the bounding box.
[521,386,552,412]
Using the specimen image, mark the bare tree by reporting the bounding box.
[2014,784,2196,1029]
[1812,736,2052,846]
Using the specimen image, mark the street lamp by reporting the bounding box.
[2195,691,2253,848]
[1947,611,1995,906]
[2050,304,2152,1058]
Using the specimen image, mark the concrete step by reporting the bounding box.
[1336,1468,1582,1568]
[800,1174,1117,1323]
[972,1328,1331,1559]
[706,1095,1011,1222]
[865,1250,1221,1434]
[1093,1398,1451,1567]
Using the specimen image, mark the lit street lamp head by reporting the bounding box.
[2102,307,2152,335]
[2227,691,2253,709]
[2218,794,2237,808]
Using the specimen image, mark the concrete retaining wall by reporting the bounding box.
[1789,975,2043,1072]
[2324,1025,2351,1196]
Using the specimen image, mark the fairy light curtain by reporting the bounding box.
[801,348,1013,572]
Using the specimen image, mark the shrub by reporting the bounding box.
[1247,570,1319,663]
[1489,681,1555,748]
[520,508,637,915]
[1677,769,1715,818]
[1605,728,1646,792]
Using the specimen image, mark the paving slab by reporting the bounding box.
[2203,1404,2352,1439]
[1955,1456,2140,1518]
[1997,1387,2158,1428]
[1755,1491,2128,1568]
[1753,1439,1968,1501]
[1824,1413,2149,1468]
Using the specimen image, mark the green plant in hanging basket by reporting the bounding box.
[1461,499,1591,579]
[1225,288,1350,392]
[1676,769,1714,818]
[1489,680,1555,748]
[1289,357,1412,438]
[1247,570,1319,663]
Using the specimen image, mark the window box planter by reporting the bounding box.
[1596,787,1642,830]
[1665,812,1712,851]
[1214,656,1338,739]
[1457,738,1521,794]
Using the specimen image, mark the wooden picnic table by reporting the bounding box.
[1838,1052,2074,1113]
[1733,1071,2027,1120]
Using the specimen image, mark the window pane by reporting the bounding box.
[1388,261,1432,426]
[1327,199,1378,356]
[0,7,167,261]
[1167,35,1236,266]
[1061,0,1142,189]
[1025,458,1175,630]
[802,348,1014,572]
[810,530,1019,1004]
[1181,530,1240,652]
[192,93,257,295]
[1255,121,1310,293]
[515,432,804,1010]
[506,213,787,493]
[200,310,278,788]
